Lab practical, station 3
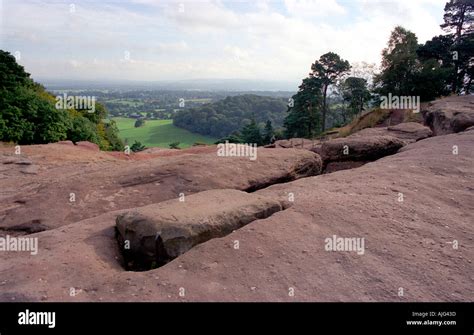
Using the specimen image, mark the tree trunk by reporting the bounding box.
[453,4,466,93]
[322,85,328,132]
[466,77,472,95]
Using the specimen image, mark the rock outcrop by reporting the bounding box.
[0,96,472,303]
[422,95,474,135]
[319,135,405,166]
[269,138,317,149]
[0,129,472,302]
[116,189,283,270]
[350,122,432,143]
[0,146,321,231]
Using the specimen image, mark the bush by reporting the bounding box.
[134,119,145,127]
[130,141,146,152]
[169,142,180,149]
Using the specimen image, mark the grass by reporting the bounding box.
[334,107,423,138]
[336,108,391,137]
[112,117,217,149]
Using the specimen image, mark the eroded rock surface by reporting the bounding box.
[350,122,432,143]
[422,95,474,135]
[0,130,472,302]
[116,189,283,270]
[320,135,405,165]
[0,145,320,231]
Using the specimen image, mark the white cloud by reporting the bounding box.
[284,0,346,17]
[0,0,446,83]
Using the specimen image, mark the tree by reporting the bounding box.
[262,120,274,144]
[441,0,473,40]
[169,142,180,149]
[215,131,243,144]
[134,118,145,127]
[340,77,371,118]
[130,141,146,152]
[0,50,124,150]
[173,95,288,139]
[240,119,263,145]
[310,52,350,131]
[440,0,474,93]
[284,76,322,138]
[374,26,419,97]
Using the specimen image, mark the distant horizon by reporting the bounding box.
[40,77,300,92]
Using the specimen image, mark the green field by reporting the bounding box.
[112,117,217,149]
[106,99,144,107]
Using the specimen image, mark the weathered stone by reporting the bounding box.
[76,141,100,151]
[350,122,432,143]
[57,140,74,145]
[116,189,283,270]
[422,95,474,135]
[273,138,318,149]
[321,135,405,163]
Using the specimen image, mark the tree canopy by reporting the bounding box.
[173,94,288,139]
[0,50,123,150]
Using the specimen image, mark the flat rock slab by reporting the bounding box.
[320,135,405,163]
[116,189,283,270]
[350,122,432,143]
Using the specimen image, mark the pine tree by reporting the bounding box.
[241,119,263,146]
[440,0,474,93]
[262,120,274,144]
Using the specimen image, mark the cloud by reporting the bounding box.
[0,0,446,83]
[284,0,346,17]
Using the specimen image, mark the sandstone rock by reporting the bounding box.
[273,138,317,149]
[323,161,366,173]
[115,189,283,269]
[350,122,432,143]
[422,95,474,135]
[1,130,473,302]
[320,135,405,164]
[0,147,321,231]
[57,140,74,145]
[20,165,39,175]
[76,141,100,151]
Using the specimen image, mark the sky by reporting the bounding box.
[0,0,447,86]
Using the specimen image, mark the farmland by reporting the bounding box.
[112,117,217,149]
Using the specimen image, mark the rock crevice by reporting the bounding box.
[115,189,285,270]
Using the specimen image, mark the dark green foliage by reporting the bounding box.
[340,77,371,118]
[215,132,244,144]
[104,120,124,151]
[173,94,288,138]
[0,50,123,150]
[284,76,323,138]
[262,120,274,144]
[412,59,452,101]
[311,52,351,131]
[169,141,180,149]
[374,26,419,97]
[67,116,99,144]
[240,119,263,145]
[130,140,146,152]
[441,0,473,38]
[134,118,145,127]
